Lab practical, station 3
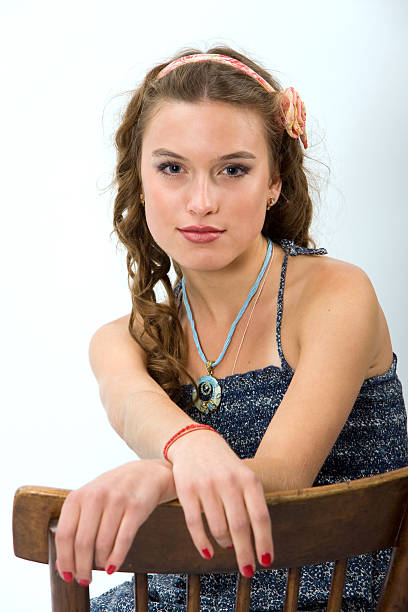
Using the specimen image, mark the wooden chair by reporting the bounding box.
[13,465,408,611]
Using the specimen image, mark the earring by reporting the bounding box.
[139,193,145,206]
[266,197,275,210]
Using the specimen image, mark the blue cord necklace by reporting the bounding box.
[181,237,273,414]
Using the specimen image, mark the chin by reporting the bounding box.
[174,249,244,275]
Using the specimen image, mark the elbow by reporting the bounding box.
[99,385,125,438]
[106,406,124,437]
[278,469,313,492]
[250,456,315,492]
[285,462,316,490]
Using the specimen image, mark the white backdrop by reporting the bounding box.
[2,1,407,609]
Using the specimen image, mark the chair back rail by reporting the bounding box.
[14,465,408,611]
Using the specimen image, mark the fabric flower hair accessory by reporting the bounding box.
[281,87,308,149]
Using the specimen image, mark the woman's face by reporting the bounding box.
[140,99,281,273]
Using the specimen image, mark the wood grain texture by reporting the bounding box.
[13,486,69,563]
[12,465,408,611]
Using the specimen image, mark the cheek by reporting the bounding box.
[145,205,162,237]
[144,202,175,251]
[236,203,267,233]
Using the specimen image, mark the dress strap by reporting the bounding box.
[280,239,328,257]
[276,239,328,372]
[174,280,183,312]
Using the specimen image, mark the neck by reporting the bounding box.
[179,235,270,328]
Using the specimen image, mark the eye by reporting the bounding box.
[223,164,250,178]
[156,161,250,179]
[157,162,183,177]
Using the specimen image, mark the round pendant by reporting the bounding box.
[192,374,222,415]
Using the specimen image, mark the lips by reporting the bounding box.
[178,228,224,244]
[179,226,224,233]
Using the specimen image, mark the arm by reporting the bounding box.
[84,264,382,581]
[252,261,386,491]
[89,314,299,489]
[90,262,383,493]
[90,321,275,576]
[89,314,198,460]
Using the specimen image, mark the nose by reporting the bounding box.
[186,178,218,216]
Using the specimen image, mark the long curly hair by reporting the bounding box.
[109,45,319,404]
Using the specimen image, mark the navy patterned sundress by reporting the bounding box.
[90,240,408,612]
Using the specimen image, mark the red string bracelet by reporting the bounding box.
[163,423,218,462]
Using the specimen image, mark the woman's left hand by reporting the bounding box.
[55,459,173,586]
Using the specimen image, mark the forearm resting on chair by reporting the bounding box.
[90,321,303,492]
[156,453,298,505]
[115,389,205,460]
[114,390,299,495]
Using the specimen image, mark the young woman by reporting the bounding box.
[54,46,408,611]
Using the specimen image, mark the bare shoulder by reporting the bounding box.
[301,254,378,299]
[103,312,133,328]
[89,312,140,356]
[282,249,380,325]
[93,310,143,338]
[295,254,394,378]
[89,311,146,386]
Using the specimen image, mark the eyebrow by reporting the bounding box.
[151,148,256,161]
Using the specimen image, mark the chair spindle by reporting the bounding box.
[327,558,348,611]
[187,573,200,611]
[235,574,251,611]
[134,573,148,611]
[284,566,301,611]
[376,503,408,611]
[48,524,90,612]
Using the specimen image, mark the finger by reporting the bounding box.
[243,478,274,568]
[103,502,145,573]
[94,500,127,569]
[177,485,214,560]
[199,485,233,549]
[221,486,255,577]
[55,494,81,583]
[73,500,104,584]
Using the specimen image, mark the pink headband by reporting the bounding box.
[156,53,308,149]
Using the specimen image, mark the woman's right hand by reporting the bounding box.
[167,429,274,577]
[55,459,173,586]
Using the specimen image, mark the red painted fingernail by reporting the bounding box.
[227,545,234,550]
[78,579,90,587]
[242,564,254,578]
[202,548,211,559]
[106,565,116,575]
[62,571,73,582]
[261,553,272,566]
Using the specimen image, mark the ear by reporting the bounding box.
[269,175,282,202]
